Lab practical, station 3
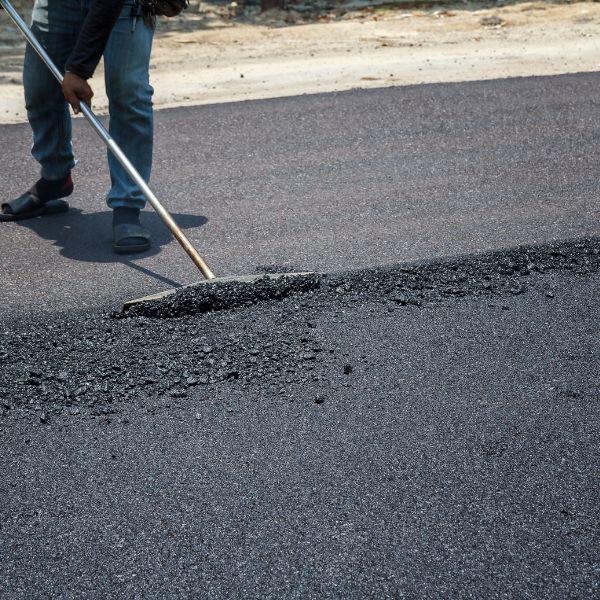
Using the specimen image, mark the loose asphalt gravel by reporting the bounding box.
[1,75,600,598]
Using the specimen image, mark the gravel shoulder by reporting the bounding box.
[2,1,600,123]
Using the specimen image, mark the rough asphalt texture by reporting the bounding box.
[1,73,600,315]
[1,237,599,598]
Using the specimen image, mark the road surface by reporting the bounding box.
[0,75,599,598]
[0,72,599,315]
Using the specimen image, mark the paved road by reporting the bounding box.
[1,72,599,315]
[1,76,599,598]
[1,247,599,598]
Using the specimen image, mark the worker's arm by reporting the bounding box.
[62,0,126,113]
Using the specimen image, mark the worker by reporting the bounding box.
[1,0,155,254]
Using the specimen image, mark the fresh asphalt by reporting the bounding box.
[1,75,599,598]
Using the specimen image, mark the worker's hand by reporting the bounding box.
[62,72,93,114]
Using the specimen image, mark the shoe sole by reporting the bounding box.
[113,241,151,255]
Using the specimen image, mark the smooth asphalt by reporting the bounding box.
[1,72,599,314]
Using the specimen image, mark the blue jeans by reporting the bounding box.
[24,0,154,210]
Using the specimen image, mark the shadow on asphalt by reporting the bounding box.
[16,208,208,287]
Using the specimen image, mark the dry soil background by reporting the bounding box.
[1,1,600,122]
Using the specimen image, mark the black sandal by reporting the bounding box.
[0,192,69,222]
[113,222,151,254]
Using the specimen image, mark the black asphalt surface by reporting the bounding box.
[1,75,600,598]
[1,239,599,598]
[1,73,600,315]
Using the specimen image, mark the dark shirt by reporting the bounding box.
[64,0,126,79]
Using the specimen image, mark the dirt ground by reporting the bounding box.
[1,1,600,123]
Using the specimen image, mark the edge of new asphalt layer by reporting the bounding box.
[120,235,600,318]
[2,235,598,422]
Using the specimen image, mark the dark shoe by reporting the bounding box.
[0,174,73,222]
[0,194,69,222]
[113,222,151,254]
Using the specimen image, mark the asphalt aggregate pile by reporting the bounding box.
[0,237,596,419]
[123,237,600,319]
[1,238,599,598]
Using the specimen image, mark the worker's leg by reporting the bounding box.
[24,0,82,182]
[103,5,153,253]
[1,0,81,219]
[103,5,154,212]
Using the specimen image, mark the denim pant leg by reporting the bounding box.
[24,18,80,181]
[103,9,154,210]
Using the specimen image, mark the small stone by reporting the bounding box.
[343,364,353,375]
[314,396,325,404]
[39,413,48,424]
[392,293,408,305]
[480,15,505,27]
[545,292,555,298]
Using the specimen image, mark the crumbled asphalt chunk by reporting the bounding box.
[0,238,598,419]
[343,364,353,375]
[121,274,322,319]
